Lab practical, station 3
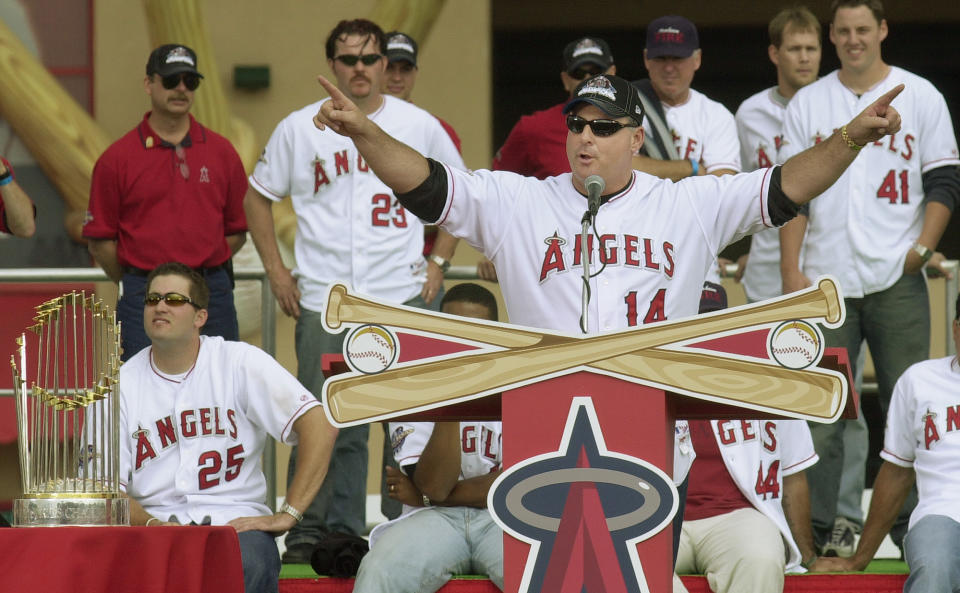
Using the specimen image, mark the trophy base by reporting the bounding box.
[13,495,130,527]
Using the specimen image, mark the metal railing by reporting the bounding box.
[2,261,956,508]
[0,266,279,509]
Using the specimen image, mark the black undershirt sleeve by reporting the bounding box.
[922,165,960,213]
[766,166,801,226]
[394,158,449,223]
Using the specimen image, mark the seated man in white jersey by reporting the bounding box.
[353,283,504,593]
[674,418,823,593]
[819,294,960,593]
[114,262,338,593]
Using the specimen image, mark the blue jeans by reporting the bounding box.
[285,293,431,547]
[353,507,504,593]
[238,530,281,593]
[903,515,960,593]
[117,268,239,361]
[806,273,927,547]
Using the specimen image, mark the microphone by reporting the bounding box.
[585,175,605,218]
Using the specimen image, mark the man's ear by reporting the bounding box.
[194,308,209,329]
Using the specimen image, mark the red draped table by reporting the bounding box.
[0,525,244,592]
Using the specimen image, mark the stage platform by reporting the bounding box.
[279,560,909,593]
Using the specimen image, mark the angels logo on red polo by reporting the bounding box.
[489,398,678,593]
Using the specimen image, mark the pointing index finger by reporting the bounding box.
[873,83,905,110]
[317,75,347,106]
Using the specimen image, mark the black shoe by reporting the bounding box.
[281,542,315,564]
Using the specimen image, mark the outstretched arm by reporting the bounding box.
[313,75,430,193]
[781,84,904,205]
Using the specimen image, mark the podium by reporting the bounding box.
[322,345,856,593]
[318,280,853,593]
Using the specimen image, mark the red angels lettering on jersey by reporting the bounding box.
[715,420,778,452]
[313,149,375,193]
[461,424,501,463]
[134,407,239,471]
[538,231,676,283]
[870,133,915,162]
[669,128,702,160]
[922,405,960,450]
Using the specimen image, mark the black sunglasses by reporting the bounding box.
[568,66,604,80]
[160,73,201,91]
[145,292,201,309]
[566,114,638,137]
[334,54,383,67]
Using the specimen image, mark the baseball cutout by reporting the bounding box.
[345,324,399,374]
[768,320,823,369]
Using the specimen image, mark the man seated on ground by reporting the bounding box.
[112,262,338,593]
[353,283,504,593]
[674,419,825,593]
[819,294,960,592]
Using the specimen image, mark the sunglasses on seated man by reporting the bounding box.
[160,73,202,91]
[334,53,383,67]
[144,292,202,309]
[566,114,638,137]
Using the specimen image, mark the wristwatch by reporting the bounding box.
[279,501,304,522]
[421,494,433,507]
[912,243,933,263]
[428,254,451,273]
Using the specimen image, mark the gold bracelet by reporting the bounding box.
[145,517,160,526]
[840,125,864,151]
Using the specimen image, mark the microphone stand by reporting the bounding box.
[579,209,592,334]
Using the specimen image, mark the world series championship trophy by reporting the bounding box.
[10,291,129,526]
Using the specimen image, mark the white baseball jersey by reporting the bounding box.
[881,355,960,530]
[115,336,319,525]
[435,166,774,332]
[250,95,465,312]
[368,421,502,548]
[645,88,741,175]
[781,67,960,297]
[709,419,818,572]
[644,88,741,284]
[736,86,798,302]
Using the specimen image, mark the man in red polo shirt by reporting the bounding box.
[84,44,248,361]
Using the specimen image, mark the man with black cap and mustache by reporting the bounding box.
[84,44,248,363]
[243,18,465,564]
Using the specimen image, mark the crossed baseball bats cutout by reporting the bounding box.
[320,278,847,427]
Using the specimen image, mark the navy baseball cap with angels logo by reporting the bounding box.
[146,44,204,78]
[646,15,700,59]
[562,74,644,126]
[562,37,614,74]
[385,31,418,66]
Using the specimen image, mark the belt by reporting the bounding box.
[123,263,228,277]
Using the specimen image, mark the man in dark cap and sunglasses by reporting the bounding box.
[310,70,903,586]
[493,36,616,180]
[84,43,248,362]
[116,261,338,593]
[483,36,616,281]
